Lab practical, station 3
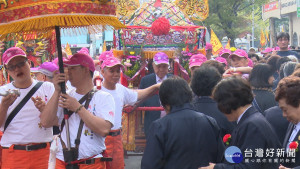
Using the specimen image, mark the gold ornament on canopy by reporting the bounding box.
[0,0,126,156]
[0,0,125,40]
[175,0,209,21]
[116,0,140,21]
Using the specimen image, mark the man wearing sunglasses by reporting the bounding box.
[0,47,55,169]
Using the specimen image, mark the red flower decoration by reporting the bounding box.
[223,134,231,145]
[289,141,299,152]
[151,17,171,36]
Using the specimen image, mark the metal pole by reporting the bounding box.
[55,26,71,150]
[252,0,255,48]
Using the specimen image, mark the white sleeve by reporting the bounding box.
[121,85,138,105]
[94,91,115,127]
[42,82,55,104]
[0,87,6,104]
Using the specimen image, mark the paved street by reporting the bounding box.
[124,152,143,169]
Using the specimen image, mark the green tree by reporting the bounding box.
[200,0,269,47]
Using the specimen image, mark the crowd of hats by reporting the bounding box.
[3,44,284,78]
[185,43,286,68]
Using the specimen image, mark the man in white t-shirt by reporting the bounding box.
[100,56,160,169]
[0,47,55,169]
[41,53,115,169]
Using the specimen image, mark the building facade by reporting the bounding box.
[262,0,300,47]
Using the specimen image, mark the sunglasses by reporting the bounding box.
[5,59,28,71]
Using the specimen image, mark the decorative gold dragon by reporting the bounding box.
[0,0,8,8]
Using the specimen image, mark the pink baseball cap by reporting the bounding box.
[77,47,89,55]
[189,54,207,69]
[219,49,231,57]
[153,52,169,65]
[99,51,114,62]
[215,57,228,66]
[101,56,123,69]
[64,53,95,72]
[229,49,248,59]
[261,48,273,54]
[205,43,213,50]
[31,62,58,77]
[3,47,27,65]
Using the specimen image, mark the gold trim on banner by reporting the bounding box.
[143,51,175,59]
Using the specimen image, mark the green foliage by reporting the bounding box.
[125,61,141,78]
[203,0,269,46]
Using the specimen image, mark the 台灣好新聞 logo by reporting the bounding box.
[225,146,243,163]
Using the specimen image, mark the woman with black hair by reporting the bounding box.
[249,63,277,113]
[200,77,281,169]
[141,76,224,169]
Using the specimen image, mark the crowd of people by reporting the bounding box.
[0,31,299,169]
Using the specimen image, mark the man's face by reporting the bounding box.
[268,76,274,86]
[101,65,121,86]
[67,65,86,87]
[249,49,255,54]
[6,56,31,82]
[153,63,168,79]
[34,72,46,81]
[230,55,248,67]
[277,37,289,50]
[221,53,230,59]
[250,57,258,66]
[279,98,300,124]
[206,49,212,57]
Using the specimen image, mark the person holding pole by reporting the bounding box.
[41,52,115,169]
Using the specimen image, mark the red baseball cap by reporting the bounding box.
[3,47,27,65]
[64,53,95,72]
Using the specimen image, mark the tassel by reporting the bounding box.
[0,15,125,40]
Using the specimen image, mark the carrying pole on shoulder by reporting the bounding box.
[55,26,79,169]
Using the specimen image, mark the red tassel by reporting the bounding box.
[193,45,197,51]
[186,45,189,52]
[140,67,145,78]
[7,73,10,83]
[174,61,178,76]
[113,33,116,48]
[120,72,128,87]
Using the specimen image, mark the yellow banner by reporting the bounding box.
[265,30,269,42]
[225,39,231,49]
[260,29,266,47]
[210,29,223,55]
[102,41,107,52]
[65,43,72,56]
